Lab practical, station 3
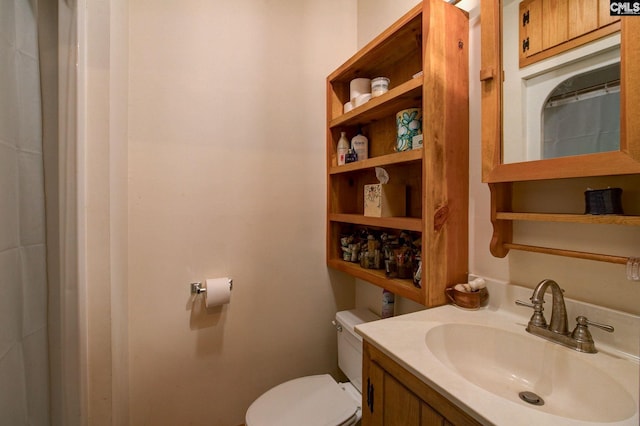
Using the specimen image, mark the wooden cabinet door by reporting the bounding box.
[542,0,568,50]
[383,373,420,425]
[363,361,385,426]
[569,0,598,39]
[519,0,621,67]
[364,361,421,426]
[363,341,483,426]
[421,402,446,425]
[519,0,543,61]
[599,0,621,27]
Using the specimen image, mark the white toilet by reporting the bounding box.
[245,309,379,426]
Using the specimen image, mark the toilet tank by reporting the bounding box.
[335,309,379,393]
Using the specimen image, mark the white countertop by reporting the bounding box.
[355,277,640,426]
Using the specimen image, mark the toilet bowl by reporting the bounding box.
[245,309,379,426]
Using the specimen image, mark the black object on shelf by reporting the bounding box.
[584,187,623,215]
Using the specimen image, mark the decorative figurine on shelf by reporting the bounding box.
[340,229,422,277]
[345,148,358,164]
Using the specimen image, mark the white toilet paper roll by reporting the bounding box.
[354,93,372,107]
[350,78,371,101]
[205,278,232,308]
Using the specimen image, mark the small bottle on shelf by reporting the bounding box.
[351,128,368,161]
[345,148,358,164]
[337,132,349,165]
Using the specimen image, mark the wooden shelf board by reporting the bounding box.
[329,150,422,175]
[329,213,422,232]
[327,258,423,303]
[495,212,640,226]
[329,77,423,128]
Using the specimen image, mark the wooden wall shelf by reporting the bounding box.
[489,183,639,265]
[329,214,422,233]
[329,150,422,175]
[495,212,640,226]
[327,259,421,301]
[329,77,423,128]
[326,0,469,307]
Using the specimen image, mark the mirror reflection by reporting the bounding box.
[502,0,621,164]
[543,63,619,159]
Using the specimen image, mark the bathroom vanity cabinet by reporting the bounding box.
[325,0,469,307]
[362,341,481,426]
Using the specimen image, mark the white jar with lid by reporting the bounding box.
[371,77,390,97]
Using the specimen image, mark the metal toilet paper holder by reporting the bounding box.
[190,279,233,295]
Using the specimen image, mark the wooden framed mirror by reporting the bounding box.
[480,0,640,263]
[481,0,640,183]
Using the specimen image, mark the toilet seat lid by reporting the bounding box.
[246,374,359,426]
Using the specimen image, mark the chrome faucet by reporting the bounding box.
[516,279,614,353]
[530,278,569,335]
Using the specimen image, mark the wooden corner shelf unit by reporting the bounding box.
[325,0,469,307]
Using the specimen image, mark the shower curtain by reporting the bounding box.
[1,1,82,424]
[0,0,51,424]
[543,90,620,159]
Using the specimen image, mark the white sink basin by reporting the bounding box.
[355,280,640,426]
[425,323,636,423]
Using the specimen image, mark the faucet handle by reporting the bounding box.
[575,316,614,333]
[515,299,534,308]
[571,316,614,353]
[515,299,547,328]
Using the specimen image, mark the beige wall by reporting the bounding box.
[79,0,639,425]
[127,1,356,425]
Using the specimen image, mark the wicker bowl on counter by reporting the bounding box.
[445,287,488,310]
